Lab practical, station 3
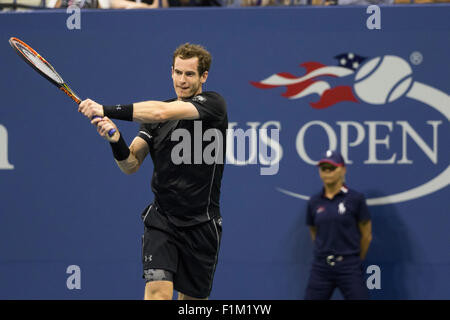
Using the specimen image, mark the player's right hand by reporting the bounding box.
[91,116,119,143]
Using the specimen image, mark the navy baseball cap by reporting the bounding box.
[317,150,345,167]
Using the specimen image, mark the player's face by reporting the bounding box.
[172,56,208,99]
[319,164,346,186]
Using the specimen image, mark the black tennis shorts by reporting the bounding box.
[141,203,222,299]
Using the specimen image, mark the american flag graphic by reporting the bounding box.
[251,53,367,109]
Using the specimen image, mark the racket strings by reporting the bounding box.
[15,41,63,85]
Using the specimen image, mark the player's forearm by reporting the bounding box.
[110,0,130,8]
[133,100,199,123]
[110,0,154,9]
[115,154,140,175]
[133,101,168,123]
[103,100,199,123]
[109,133,139,174]
[102,101,164,123]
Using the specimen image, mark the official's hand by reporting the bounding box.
[91,117,119,143]
[78,99,104,119]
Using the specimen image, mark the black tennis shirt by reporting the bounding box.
[138,91,227,227]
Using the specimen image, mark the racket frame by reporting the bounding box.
[9,37,116,137]
[9,37,81,104]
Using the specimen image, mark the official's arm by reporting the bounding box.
[309,226,317,242]
[358,220,372,260]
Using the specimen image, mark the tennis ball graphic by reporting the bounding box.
[354,55,413,105]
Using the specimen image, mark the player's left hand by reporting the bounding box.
[78,99,104,119]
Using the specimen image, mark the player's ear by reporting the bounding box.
[200,71,208,84]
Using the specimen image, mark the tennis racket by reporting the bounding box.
[8,37,116,137]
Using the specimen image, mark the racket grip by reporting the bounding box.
[107,128,116,137]
[92,116,116,137]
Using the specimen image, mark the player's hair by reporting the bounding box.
[173,43,211,76]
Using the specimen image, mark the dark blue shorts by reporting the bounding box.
[305,255,368,300]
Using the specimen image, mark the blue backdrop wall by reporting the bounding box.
[0,6,449,299]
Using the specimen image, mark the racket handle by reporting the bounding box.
[92,116,116,137]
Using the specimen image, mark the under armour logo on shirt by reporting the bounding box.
[192,95,206,103]
[338,202,346,215]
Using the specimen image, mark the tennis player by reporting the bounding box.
[78,43,227,300]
